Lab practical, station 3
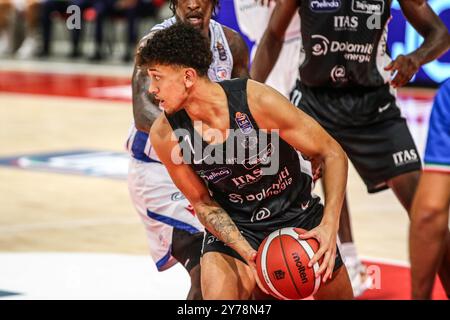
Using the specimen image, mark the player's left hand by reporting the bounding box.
[297,223,337,283]
[384,54,421,88]
[247,251,270,295]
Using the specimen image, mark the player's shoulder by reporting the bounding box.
[137,30,158,51]
[221,25,248,52]
[247,79,279,103]
[221,24,241,39]
[246,80,284,116]
[137,17,176,48]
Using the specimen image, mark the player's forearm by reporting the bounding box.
[409,29,450,66]
[250,30,283,83]
[320,146,348,228]
[132,65,161,133]
[195,200,255,261]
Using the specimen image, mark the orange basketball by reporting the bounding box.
[256,227,322,300]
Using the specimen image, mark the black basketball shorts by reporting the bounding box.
[290,81,422,193]
[171,228,204,272]
[201,202,343,273]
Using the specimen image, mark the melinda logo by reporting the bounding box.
[310,0,341,12]
[199,167,232,183]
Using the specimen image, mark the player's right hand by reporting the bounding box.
[384,54,421,88]
[298,223,337,283]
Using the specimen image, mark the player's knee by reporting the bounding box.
[413,202,448,232]
[201,275,253,300]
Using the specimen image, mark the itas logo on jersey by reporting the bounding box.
[352,0,384,15]
[235,112,254,135]
[216,42,228,61]
[231,168,264,189]
[334,16,359,31]
[309,0,341,12]
[392,149,419,167]
[228,166,292,204]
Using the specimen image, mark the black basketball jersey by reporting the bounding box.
[297,0,392,88]
[166,78,319,231]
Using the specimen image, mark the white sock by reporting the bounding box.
[340,242,359,264]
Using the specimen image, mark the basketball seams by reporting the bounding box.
[298,239,321,295]
[279,233,303,299]
[281,228,321,296]
[260,230,288,300]
[258,227,322,300]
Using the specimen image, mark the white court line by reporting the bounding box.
[361,255,410,268]
[0,59,132,77]
[0,217,139,235]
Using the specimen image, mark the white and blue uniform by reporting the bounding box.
[233,0,301,98]
[424,79,450,173]
[126,17,234,271]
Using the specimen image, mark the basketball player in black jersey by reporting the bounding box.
[251,0,450,297]
[140,23,353,299]
[129,0,250,300]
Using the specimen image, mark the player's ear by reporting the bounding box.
[184,68,197,89]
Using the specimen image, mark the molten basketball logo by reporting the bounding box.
[256,227,321,300]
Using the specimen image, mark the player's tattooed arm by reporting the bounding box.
[223,26,250,78]
[132,32,161,133]
[196,202,254,258]
[150,115,255,261]
[196,200,266,292]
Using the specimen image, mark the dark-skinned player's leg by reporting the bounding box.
[186,264,202,300]
[388,170,450,297]
[320,180,370,297]
[338,196,353,243]
[171,228,204,300]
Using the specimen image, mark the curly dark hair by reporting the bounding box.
[169,0,220,16]
[136,22,212,77]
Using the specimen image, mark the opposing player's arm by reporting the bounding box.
[149,115,256,262]
[223,26,250,78]
[387,0,450,87]
[132,32,162,133]
[250,0,297,82]
[248,80,348,281]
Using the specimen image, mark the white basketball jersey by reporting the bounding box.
[126,17,234,161]
[234,0,301,97]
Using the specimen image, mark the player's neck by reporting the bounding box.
[184,80,228,128]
